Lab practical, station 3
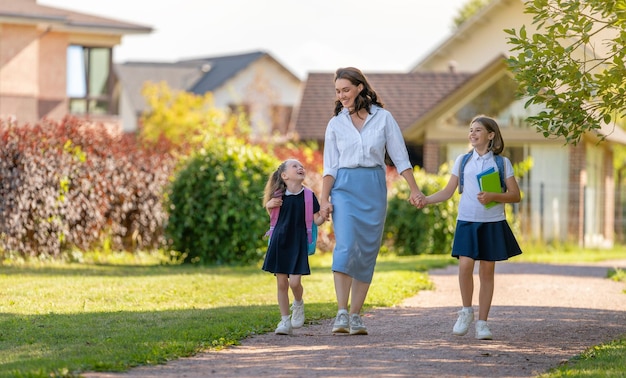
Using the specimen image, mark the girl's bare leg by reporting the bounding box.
[478,260,495,320]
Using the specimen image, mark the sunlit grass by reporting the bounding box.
[515,242,626,263]
[538,337,626,378]
[0,253,449,377]
[1,245,624,377]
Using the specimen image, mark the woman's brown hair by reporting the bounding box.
[333,67,384,116]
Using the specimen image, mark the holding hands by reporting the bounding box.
[321,201,333,221]
[409,190,426,209]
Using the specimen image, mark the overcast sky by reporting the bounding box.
[40,0,469,79]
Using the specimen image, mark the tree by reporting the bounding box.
[140,81,251,148]
[453,0,490,29]
[506,0,626,144]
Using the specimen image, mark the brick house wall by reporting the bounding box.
[422,140,441,174]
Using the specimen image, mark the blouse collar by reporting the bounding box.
[285,187,304,196]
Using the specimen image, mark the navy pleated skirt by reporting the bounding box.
[451,220,522,261]
[331,166,387,283]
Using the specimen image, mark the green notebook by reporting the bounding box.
[477,170,502,209]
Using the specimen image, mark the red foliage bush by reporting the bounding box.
[0,117,176,257]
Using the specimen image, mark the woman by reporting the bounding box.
[320,67,424,335]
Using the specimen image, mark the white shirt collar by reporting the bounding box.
[285,187,304,196]
[473,149,494,160]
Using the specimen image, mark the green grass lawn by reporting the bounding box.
[0,253,450,377]
[0,246,624,378]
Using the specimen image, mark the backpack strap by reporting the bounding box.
[265,189,284,239]
[304,188,313,244]
[494,155,507,193]
[458,152,473,194]
[459,152,507,194]
[265,188,314,243]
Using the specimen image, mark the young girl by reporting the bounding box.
[420,115,522,340]
[262,159,328,335]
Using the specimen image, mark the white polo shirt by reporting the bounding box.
[451,150,514,222]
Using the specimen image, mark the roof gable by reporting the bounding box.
[0,0,151,34]
[115,50,301,114]
[114,62,205,112]
[293,71,473,140]
[411,0,529,73]
[178,51,268,94]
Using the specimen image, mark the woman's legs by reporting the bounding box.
[333,271,370,312]
[334,271,351,310]
[349,278,370,315]
[478,260,495,321]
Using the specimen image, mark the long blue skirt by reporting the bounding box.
[331,167,387,283]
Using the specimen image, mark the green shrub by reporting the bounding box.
[165,138,278,265]
[384,166,457,255]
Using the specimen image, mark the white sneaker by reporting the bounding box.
[275,319,292,335]
[349,313,368,335]
[452,308,474,336]
[475,320,493,340]
[332,311,349,333]
[291,302,305,328]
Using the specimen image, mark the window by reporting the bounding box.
[454,75,518,126]
[66,45,114,115]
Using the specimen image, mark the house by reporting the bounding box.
[0,0,152,128]
[115,51,302,136]
[293,71,473,166]
[407,0,626,248]
[292,0,625,247]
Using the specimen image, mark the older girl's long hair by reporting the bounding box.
[333,67,384,116]
[472,115,504,155]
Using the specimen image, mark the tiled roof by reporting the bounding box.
[178,51,268,94]
[115,51,289,114]
[0,0,151,34]
[293,71,473,140]
[114,62,205,113]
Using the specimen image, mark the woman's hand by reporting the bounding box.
[321,200,333,220]
[409,190,426,209]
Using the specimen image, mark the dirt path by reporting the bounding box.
[84,260,626,378]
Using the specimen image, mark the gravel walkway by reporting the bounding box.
[84,260,626,378]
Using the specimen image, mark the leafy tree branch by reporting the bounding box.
[506,0,626,144]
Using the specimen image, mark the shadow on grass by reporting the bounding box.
[0,302,338,377]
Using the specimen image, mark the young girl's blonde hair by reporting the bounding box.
[263,160,290,205]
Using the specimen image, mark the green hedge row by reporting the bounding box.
[165,138,278,265]
[0,116,463,262]
[384,166,458,256]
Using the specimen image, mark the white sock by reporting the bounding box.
[282,315,290,322]
[337,308,348,315]
[293,299,303,305]
[463,306,473,312]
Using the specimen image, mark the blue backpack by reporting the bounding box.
[458,152,506,194]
